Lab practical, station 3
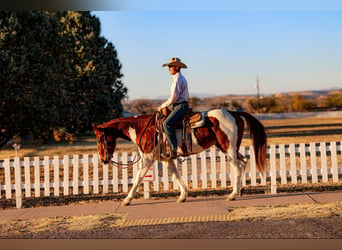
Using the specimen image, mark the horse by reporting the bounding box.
[93,108,267,206]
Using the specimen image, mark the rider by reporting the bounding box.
[157,57,189,159]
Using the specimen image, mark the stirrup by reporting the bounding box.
[161,150,177,159]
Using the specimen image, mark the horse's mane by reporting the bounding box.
[99,113,155,128]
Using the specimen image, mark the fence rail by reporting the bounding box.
[1,141,341,208]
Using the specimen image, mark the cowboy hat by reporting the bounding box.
[162,57,187,68]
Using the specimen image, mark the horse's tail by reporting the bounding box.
[239,112,267,173]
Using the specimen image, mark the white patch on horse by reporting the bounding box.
[208,109,238,160]
[128,126,137,144]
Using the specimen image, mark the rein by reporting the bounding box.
[110,154,141,169]
[105,112,159,169]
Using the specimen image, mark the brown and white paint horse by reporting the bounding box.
[93,109,267,206]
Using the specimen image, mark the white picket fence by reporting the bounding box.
[1,141,341,209]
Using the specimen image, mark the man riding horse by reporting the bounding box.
[157,57,189,159]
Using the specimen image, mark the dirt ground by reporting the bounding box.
[2,215,342,239]
[1,201,341,239]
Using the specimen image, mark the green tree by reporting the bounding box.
[0,11,63,145]
[0,11,127,148]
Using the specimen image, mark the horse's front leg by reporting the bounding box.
[122,156,153,206]
[167,159,188,203]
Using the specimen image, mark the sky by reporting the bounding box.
[91,1,342,100]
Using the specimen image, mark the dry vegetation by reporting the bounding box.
[1,201,341,238]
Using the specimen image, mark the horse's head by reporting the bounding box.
[93,124,117,164]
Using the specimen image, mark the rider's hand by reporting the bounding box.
[157,106,161,112]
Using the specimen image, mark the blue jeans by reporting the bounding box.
[163,102,189,152]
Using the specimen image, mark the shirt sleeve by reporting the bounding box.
[160,76,182,108]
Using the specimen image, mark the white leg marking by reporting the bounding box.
[208,109,242,201]
[122,153,154,206]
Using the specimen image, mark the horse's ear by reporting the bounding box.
[93,123,104,133]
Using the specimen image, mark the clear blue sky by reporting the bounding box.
[91,2,342,100]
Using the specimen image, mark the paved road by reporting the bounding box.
[1,191,342,239]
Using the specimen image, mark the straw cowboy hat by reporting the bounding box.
[162,57,187,68]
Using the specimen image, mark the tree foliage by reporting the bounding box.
[0,11,127,147]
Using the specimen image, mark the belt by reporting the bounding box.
[173,101,188,106]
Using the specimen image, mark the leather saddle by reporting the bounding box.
[158,108,207,157]
[161,107,206,129]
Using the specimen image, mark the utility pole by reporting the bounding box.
[256,75,260,113]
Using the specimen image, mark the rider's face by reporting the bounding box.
[168,66,179,75]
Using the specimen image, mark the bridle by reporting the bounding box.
[100,128,140,169]
[100,112,159,168]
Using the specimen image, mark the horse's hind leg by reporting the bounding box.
[167,160,188,203]
[122,155,152,206]
[227,156,248,200]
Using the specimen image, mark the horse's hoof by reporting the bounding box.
[177,198,186,203]
[227,196,236,201]
[121,200,131,206]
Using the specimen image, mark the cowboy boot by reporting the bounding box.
[161,149,177,159]
[170,149,177,159]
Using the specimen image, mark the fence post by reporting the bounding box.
[43,156,50,197]
[249,145,257,186]
[4,158,11,200]
[219,151,227,188]
[153,160,159,192]
[24,157,31,198]
[73,155,79,195]
[83,154,89,194]
[53,155,59,197]
[191,154,198,189]
[310,142,318,183]
[34,157,40,197]
[201,151,207,188]
[270,145,277,194]
[289,144,297,184]
[14,157,22,209]
[103,161,109,194]
[93,154,99,194]
[112,153,119,193]
[299,143,308,184]
[279,144,287,185]
[330,142,338,183]
[63,155,69,196]
[122,152,128,193]
[210,147,217,188]
[320,142,328,183]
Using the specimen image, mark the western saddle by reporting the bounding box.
[156,107,207,158]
